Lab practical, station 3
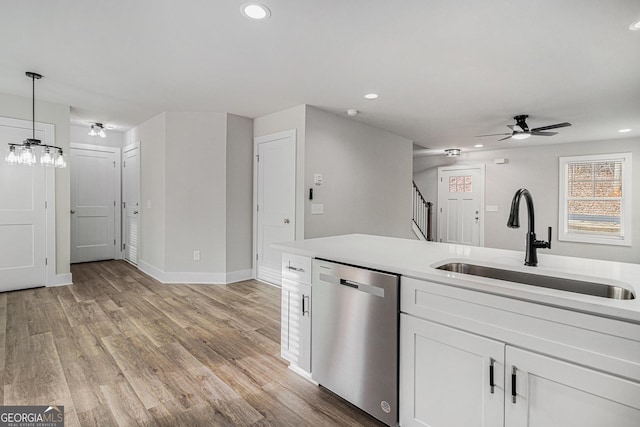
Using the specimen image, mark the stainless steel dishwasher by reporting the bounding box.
[312,258,399,426]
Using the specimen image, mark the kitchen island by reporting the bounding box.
[274,234,640,427]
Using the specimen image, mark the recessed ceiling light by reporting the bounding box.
[630,19,640,30]
[474,144,484,148]
[364,93,379,100]
[241,3,271,20]
[618,128,631,133]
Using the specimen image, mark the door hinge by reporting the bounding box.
[257,204,259,212]
[123,201,126,209]
[44,201,47,209]
[114,239,116,245]
[45,257,48,265]
[114,201,116,206]
[123,160,126,167]
[256,253,259,260]
[440,207,443,212]
[113,161,116,167]
[123,243,126,250]
[256,154,260,162]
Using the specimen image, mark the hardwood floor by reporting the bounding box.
[0,260,385,427]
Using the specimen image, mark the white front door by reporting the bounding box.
[123,143,140,265]
[0,118,53,291]
[438,165,485,246]
[70,145,117,263]
[255,130,296,285]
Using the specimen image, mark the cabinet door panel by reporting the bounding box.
[281,278,311,373]
[400,314,504,427]
[506,347,640,427]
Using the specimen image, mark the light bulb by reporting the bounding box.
[40,147,54,166]
[54,149,67,168]
[98,128,106,138]
[88,126,97,136]
[20,145,36,166]
[5,146,20,165]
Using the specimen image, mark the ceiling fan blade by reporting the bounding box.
[531,122,571,132]
[475,133,511,137]
[530,131,558,136]
[498,135,512,141]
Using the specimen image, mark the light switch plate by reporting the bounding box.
[311,203,324,214]
[486,205,498,212]
[314,174,323,185]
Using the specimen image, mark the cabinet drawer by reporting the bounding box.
[282,253,312,285]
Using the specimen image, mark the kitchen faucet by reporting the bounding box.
[507,188,551,266]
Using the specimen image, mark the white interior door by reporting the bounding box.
[0,118,51,291]
[70,145,117,263]
[438,165,485,246]
[255,131,296,285]
[123,143,140,265]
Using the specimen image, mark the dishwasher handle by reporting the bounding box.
[319,273,385,298]
[340,279,359,289]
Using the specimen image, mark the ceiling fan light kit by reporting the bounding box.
[475,114,571,142]
[5,72,67,168]
[444,148,461,157]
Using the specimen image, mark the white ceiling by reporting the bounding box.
[0,0,639,151]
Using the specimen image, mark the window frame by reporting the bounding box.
[558,152,632,246]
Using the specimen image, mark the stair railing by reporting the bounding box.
[412,181,433,241]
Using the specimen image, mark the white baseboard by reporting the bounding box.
[138,260,252,285]
[226,269,253,284]
[48,273,73,287]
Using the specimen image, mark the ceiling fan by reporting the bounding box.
[476,115,571,141]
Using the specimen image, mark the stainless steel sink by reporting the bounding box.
[435,262,635,300]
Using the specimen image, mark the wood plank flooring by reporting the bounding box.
[0,260,384,426]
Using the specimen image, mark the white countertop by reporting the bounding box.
[273,234,640,323]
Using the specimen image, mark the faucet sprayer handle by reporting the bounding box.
[547,226,552,249]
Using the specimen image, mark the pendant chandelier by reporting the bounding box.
[4,72,67,168]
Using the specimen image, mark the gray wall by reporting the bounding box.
[0,93,71,274]
[126,111,254,279]
[226,114,254,273]
[413,137,640,263]
[165,112,228,273]
[304,106,414,239]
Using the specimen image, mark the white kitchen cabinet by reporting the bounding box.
[400,276,640,427]
[280,253,312,376]
[506,347,640,427]
[400,314,504,427]
[400,314,640,427]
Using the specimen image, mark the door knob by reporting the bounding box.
[133,210,139,215]
[283,218,290,224]
[70,210,76,214]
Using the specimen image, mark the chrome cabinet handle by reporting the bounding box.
[287,265,304,272]
[302,294,309,316]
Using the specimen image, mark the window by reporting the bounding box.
[559,153,632,246]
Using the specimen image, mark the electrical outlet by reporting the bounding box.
[193,250,200,261]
